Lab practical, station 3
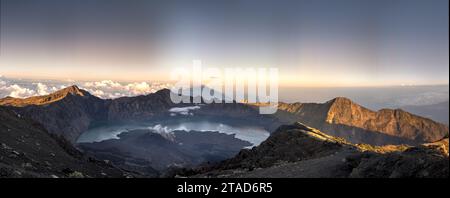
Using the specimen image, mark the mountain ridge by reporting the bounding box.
[0,85,108,142]
[0,86,282,143]
[1,86,449,178]
[276,96,448,145]
[181,122,449,178]
[0,85,91,107]
[0,86,448,146]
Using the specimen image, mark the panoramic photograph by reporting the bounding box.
[0,0,448,186]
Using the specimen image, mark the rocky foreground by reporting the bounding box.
[0,107,129,178]
[175,123,449,178]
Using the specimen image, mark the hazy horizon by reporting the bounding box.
[1,75,448,113]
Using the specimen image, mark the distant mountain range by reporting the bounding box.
[402,101,449,125]
[0,85,448,177]
[1,85,447,145]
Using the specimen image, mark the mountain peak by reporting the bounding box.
[38,85,90,103]
[54,85,86,97]
[154,88,171,95]
[327,97,354,106]
[0,85,90,107]
[325,97,359,122]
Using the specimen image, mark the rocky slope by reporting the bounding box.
[1,86,447,147]
[1,86,448,178]
[0,85,90,107]
[0,107,128,178]
[0,86,108,143]
[106,89,176,121]
[184,122,449,178]
[276,97,449,145]
[0,86,282,143]
[78,129,252,176]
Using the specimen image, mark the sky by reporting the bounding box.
[0,0,448,87]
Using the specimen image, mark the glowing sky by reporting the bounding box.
[0,0,448,86]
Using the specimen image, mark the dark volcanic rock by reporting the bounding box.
[1,85,448,178]
[3,86,446,146]
[0,107,128,178]
[276,97,449,145]
[0,86,108,143]
[0,87,282,144]
[106,89,176,121]
[78,129,252,176]
[213,123,350,170]
[347,145,449,178]
[188,123,449,178]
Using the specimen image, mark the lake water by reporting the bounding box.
[77,121,270,147]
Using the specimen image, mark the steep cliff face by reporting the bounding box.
[0,86,108,143]
[106,89,175,121]
[1,86,448,178]
[326,97,448,142]
[0,107,127,178]
[277,97,449,145]
[186,123,449,178]
[204,123,352,170]
[0,87,183,143]
[0,87,282,143]
[1,86,447,146]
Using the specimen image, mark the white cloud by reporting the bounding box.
[81,80,172,99]
[169,106,200,116]
[0,78,172,99]
[0,75,6,86]
[91,90,106,97]
[169,106,201,113]
[36,83,49,95]
[84,80,122,88]
[125,82,151,95]
[147,124,176,141]
[0,84,36,98]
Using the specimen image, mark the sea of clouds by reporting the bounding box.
[0,75,172,99]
